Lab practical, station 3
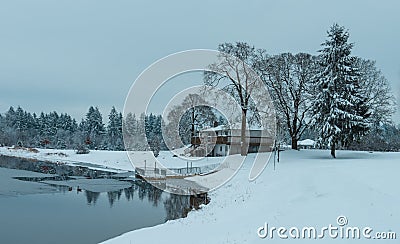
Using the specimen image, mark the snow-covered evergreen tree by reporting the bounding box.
[136,113,147,150]
[122,112,136,150]
[312,24,370,158]
[107,106,123,150]
[83,106,105,149]
[0,114,5,146]
[5,106,16,128]
[145,113,163,156]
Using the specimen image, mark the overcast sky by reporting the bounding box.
[0,0,399,123]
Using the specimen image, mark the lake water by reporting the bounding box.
[0,156,193,244]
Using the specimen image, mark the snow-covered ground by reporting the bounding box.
[102,149,400,243]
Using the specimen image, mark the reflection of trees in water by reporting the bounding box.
[137,181,147,201]
[107,189,123,207]
[124,187,135,200]
[85,191,100,205]
[148,187,163,207]
[163,194,190,220]
[84,183,197,220]
[119,182,187,214]
[134,180,163,207]
[101,181,163,207]
[145,184,162,207]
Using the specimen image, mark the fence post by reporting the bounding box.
[278,142,280,163]
[273,141,276,170]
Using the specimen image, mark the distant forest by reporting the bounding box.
[0,106,166,153]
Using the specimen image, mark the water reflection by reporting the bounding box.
[49,180,205,221]
[45,178,187,212]
[164,193,191,220]
[85,190,100,205]
[135,180,164,207]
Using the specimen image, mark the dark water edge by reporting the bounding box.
[0,154,208,244]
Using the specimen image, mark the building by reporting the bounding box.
[297,139,316,149]
[185,124,274,157]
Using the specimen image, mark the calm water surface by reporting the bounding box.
[0,156,191,244]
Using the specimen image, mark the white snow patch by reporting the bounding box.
[298,139,315,146]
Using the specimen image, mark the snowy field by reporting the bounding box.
[102,150,399,244]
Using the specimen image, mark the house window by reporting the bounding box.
[220,146,222,151]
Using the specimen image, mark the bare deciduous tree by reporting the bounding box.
[355,58,396,125]
[256,52,317,150]
[204,42,262,155]
[166,94,217,146]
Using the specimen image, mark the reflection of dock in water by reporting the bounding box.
[140,176,209,195]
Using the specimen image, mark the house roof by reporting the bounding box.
[201,123,264,132]
[202,125,228,132]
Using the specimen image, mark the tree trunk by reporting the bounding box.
[191,109,195,139]
[330,141,336,158]
[291,137,298,150]
[241,109,248,156]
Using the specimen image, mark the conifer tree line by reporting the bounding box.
[0,106,167,152]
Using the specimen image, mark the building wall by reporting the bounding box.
[191,128,274,157]
[214,144,228,156]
